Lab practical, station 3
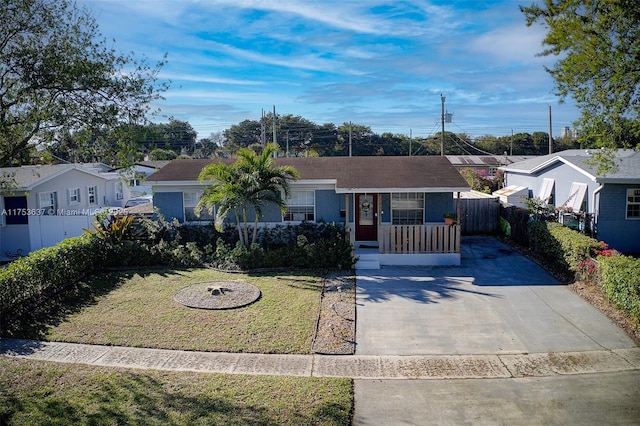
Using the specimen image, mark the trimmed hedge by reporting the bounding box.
[528,221,603,277]
[0,234,100,319]
[0,218,355,320]
[599,255,640,323]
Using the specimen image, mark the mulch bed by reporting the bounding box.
[312,272,356,355]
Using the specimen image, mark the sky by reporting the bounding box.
[81,0,581,141]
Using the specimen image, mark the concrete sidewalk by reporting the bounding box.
[2,338,639,379]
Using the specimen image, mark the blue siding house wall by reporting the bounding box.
[502,150,640,255]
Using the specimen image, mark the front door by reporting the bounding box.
[355,193,377,241]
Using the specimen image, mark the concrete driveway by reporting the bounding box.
[355,236,635,356]
[354,236,639,425]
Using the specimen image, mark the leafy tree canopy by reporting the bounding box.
[0,0,168,166]
[521,0,640,147]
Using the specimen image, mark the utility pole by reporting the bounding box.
[440,94,445,156]
[348,121,352,157]
[548,105,553,154]
[409,128,412,156]
[261,109,266,147]
[272,105,277,157]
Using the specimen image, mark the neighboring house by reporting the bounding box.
[0,164,132,257]
[147,156,470,268]
[501,149,640,255]
[446,155,534,177]
[113,160,170,197]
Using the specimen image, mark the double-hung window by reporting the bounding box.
[184,191,213,222]
[284,190,315,221]
[627,189,640,219]
[68,188,81,204]
[87,186,98,205]
[39,191,58,215]
[391,193,424,225]
[115,182,124,201]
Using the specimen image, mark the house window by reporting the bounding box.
[115,182,124,200]
[284,190,315,221]
[392,193,424,225]
[38,191,58,215]
[539,178,555,206]
[565,182,588,212]
[68,188,81,204]
[87,186,98,205]
[184,191,214,222]
[627,188,640,219]
[129,178,141,187]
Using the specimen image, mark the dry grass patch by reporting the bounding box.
[0,357,352,425]
[41,269,323,354]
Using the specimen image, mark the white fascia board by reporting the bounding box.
[559,158,597,181]
[26,166,112,190]
[335,186,470,194]
[147,180,203,187]
[512,156,597,181]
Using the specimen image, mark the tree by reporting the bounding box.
[0,0,168,166]
[521,0,640,147]
[197,144,299,247]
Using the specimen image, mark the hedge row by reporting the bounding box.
[528,221,603,277]
[599,256,640,323]
[0,234,100,318]
[0,217,355,320]
[523,220,639,324]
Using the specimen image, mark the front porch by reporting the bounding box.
[353,224,461,270]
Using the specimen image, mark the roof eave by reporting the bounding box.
[335,186,470,194]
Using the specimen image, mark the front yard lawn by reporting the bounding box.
[0,357,352,425]
[35,268,324,354]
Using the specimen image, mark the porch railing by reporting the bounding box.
[379,224,461,254]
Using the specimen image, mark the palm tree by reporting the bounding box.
[197,144,299,247]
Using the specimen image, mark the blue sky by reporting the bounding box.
[82,0,580,140]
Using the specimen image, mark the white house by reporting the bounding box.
[0,163,132,258]
[501,149,640,255]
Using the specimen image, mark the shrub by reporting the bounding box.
[599,255,640,323]
[0,234,100,319]
[528,221,602,278]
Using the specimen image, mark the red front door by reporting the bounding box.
[355,194,377,241]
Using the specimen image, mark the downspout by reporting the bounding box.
[592,184,604,238]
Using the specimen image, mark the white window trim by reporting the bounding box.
[68,188,81,204]
[38,191,58,215]
[565,182,588,212]
[539,178,555,205]
[87,185,98,205]
[391,192,425,225]
[183,191,214,223]
[284,190,315,222]
[626,188,640,220]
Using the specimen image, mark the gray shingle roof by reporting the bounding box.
[501,149,640,183]
[147,156,470,193]
[0,164,118,190]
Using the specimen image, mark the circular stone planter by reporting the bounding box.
[173,281,261,310]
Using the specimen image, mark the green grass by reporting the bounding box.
[0,357,352,425]
[40,268,323,354]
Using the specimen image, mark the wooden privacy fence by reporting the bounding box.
[460,197,500,235]
[379,224,461,254]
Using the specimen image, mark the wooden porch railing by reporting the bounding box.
[379,224,461,254]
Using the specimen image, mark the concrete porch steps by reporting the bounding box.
[355,252,381,270]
